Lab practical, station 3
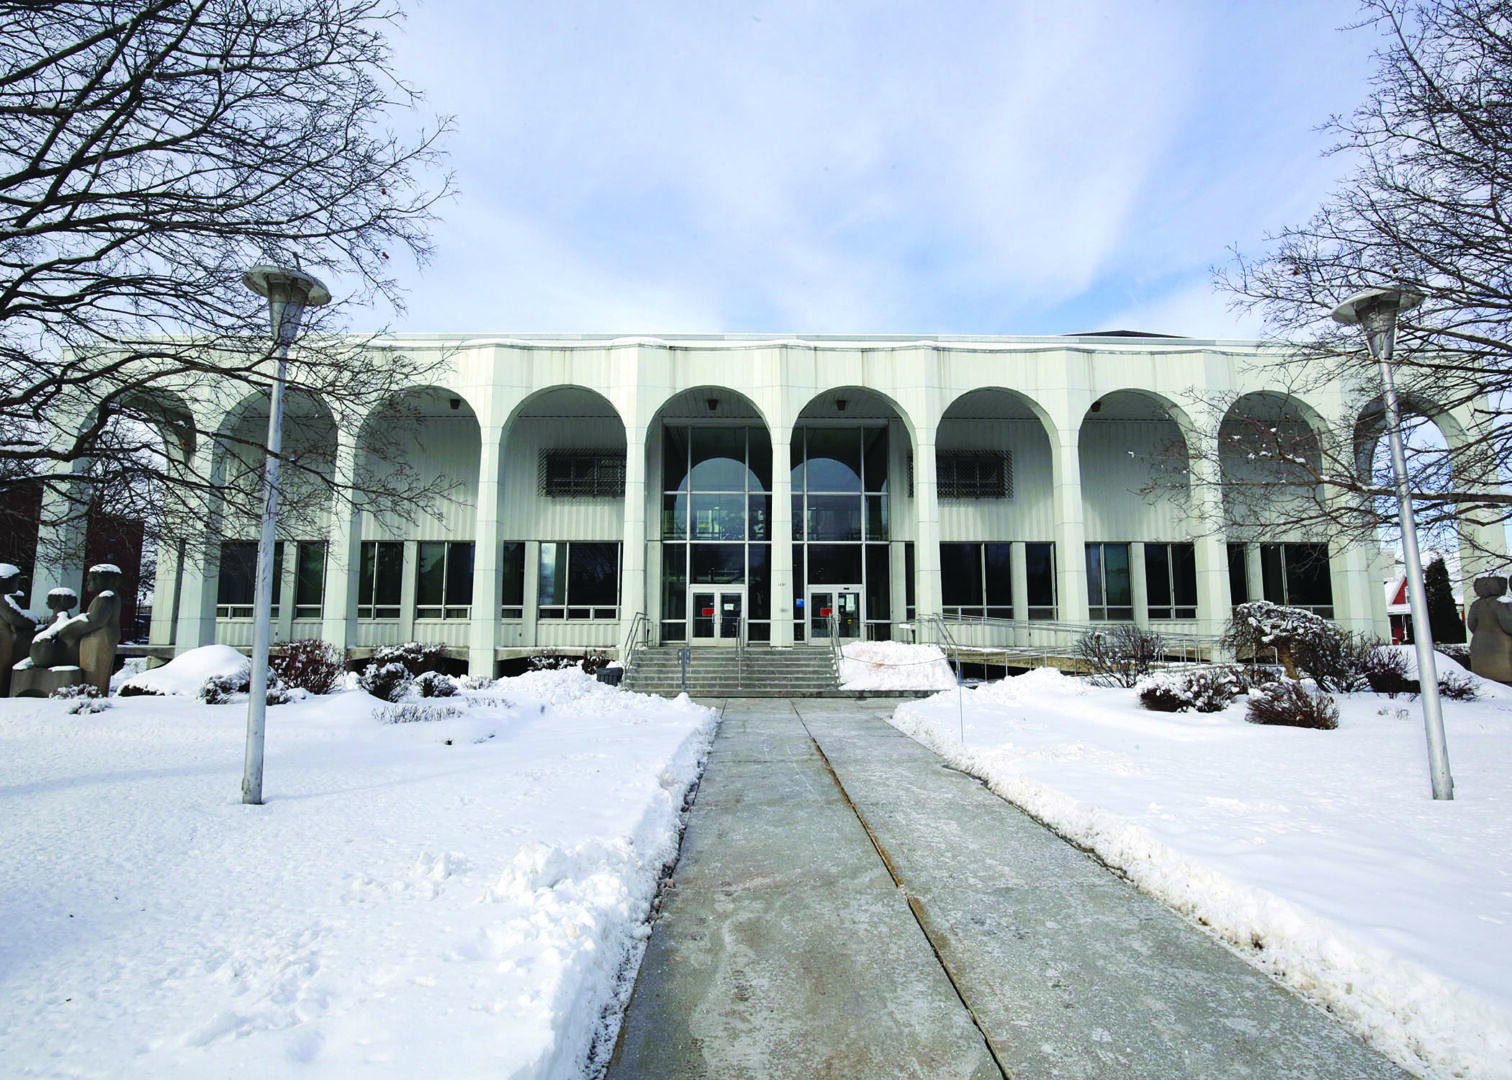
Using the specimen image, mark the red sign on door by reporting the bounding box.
[701,607,714,617]
[820,607,832,617]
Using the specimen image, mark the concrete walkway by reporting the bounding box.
[606,700,1411,1080]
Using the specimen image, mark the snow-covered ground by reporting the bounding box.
[0,667,715,1079]
[839,640,957,690]
[892,666,1512,1080]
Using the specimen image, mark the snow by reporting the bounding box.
[0,562,20,578]
[46,587,77,602]
[0,667,715,1078]
[891,667,1512,1080]
[118,643,251,696]
[88,562,121,574]
[838,640,957,689]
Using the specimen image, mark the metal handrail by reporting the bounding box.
[826,610,842,671]
[620,611,650,673]
[736,614,748,689]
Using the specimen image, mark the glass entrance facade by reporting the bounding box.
[660,425,772,642]
[791,424,891,642]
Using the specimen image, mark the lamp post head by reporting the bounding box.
[1331,286,1422,362]
[243,265,331,345]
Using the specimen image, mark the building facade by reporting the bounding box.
[27,332,1502,675]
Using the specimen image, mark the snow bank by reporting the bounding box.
[117,644,250,696]
[838,641,956,689]
[1379,644,1512,699]
[891,675,1512,1080]
[0,669,716,1078]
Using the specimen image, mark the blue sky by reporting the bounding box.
[370,0,1380,338]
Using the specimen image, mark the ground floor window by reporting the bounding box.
[1260,542,1333,617]
[904,542,915,621]
[1086,542,1132,621]
[940,542,1013,619]
[358,540,403,619]
[417,540,473,620]
[217,540,279,619]
[1145,542,1197,620]
[501,542,525,619]
[1227,543,1250,606]
[540,541,620,620]
[293,541,326,620]
[661,542,768,641]
[1024,542,1056,619]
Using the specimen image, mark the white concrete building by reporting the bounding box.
[31,331,1503,675]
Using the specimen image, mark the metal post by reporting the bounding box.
[1333,287,1453,800]
[240,266,329,805]
[678,646,691,695]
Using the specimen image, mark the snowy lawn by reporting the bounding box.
[892,666,1512,1080]
[0,668,715,1079]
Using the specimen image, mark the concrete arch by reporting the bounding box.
[501,384,627,437]
[1351,390,1468,480]
[939,386,1059,445]
[650,385,772,431]
[1078,389,1193,542]
[796,385,918,448]
[113,386,199,462]
[1219,391,1328,534]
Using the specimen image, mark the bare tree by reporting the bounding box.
[1212,0,1512,560]
[0,0,456,559]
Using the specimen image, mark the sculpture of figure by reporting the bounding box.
[1466,574,1512,685]
[62,566,124,696]
[28,589,81,671]
[0,563,40,697]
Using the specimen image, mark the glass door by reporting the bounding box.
[809,587,863,642]
[691,588,744,645]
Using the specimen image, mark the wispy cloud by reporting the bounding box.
[366,0,1377,336]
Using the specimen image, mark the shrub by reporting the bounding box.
[1136,667,1246,713]
[580,650,609,675]
[1222,602,1371,692]
[198,671,289,705]
[359,660,412,703]
[1074,624,1166,688]
[272,639,343,694]
[51,684,108,714]
[374,702,468,724]
[1360,648,1414,697]
[370,642,448,676]
[1245,680,1339,730]
[1438,670,1479,702]
[529,649,578,671]
[413,670,457,698]
[1437,644,1471,671]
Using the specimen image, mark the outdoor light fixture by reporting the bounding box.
[706,397,718,413]
[835,398,848,412]
[240,264,330,806]
[449,397,461,411]
[1090,399,1103,413]
[1332,286,1453,800]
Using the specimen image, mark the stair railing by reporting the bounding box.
[918,612,961,672]
[826,610,842,672]
[620,611,650,674]
[736,614,748,689]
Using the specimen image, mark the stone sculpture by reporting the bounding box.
[0,563,40,698]
[28,588,81,670]
[1466,574,1512,685]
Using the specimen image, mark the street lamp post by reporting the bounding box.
[240,265,330,805]
[1332,286,1454,800]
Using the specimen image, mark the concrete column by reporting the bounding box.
[771,427,794,646]
[149,539,183,646]
[1245,544,1265,604]
[913,437,942,619]
[522,540,541,648]
[1051,431,1089,624]
[275,542,295,643]
[890,540,909,624]
[1130,542,1149,628]
[398,540,417,642]
[174,439,225,651]
[1330,543,1381,637]
[30,462,91,603]
[320,436,361,653]
[1188,426,1232,638]
[617,425,648,657]
[1010,541,1029,625]
[469,428,504,677]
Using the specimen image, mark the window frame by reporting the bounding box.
[415,540,474,621]
[538,541,621,621]
[1144,542,1198,620]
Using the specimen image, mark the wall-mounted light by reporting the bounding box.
[1089,399,1102,413]
[706,397,719,413]
[835,398,848,412]
[449,398,461,411]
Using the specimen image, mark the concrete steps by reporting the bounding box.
[623,645,841,697]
